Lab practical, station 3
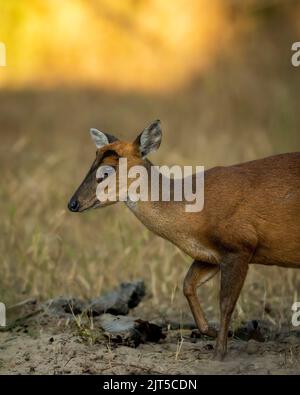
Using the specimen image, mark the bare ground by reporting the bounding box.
[1,306,299,375]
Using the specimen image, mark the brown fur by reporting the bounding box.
[69,136,300,360]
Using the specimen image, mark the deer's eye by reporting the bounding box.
[96,165,115,183]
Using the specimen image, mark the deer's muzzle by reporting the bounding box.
[68,198,80,212]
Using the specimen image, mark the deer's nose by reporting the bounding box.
[68,199,80,212]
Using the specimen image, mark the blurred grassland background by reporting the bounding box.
[0,0,300,326]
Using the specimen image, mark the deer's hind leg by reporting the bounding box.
[183,260,219,338]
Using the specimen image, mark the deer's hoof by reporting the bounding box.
[202,326,218,338]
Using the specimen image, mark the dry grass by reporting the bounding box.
[0,17,300,328]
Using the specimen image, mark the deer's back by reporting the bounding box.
[204,152,300,267]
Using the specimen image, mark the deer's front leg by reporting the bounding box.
[183,260,219,338]
[215,253,249,360]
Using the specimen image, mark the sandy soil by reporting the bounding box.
[0,309,299,375]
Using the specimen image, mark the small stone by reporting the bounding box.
[203,343,214,351]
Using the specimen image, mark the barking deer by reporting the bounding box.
[68,120,300,359]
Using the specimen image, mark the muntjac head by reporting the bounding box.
[68,120,162,212]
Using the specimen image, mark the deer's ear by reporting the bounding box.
[90,128,118,148]
[134,120,162,158]
[90,128,109,148]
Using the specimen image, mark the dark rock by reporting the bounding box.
[97,313,165,347]
[135,319,166,343]
[89,280,146,316]
[234,320,267,342]
[43,280,145,318]
[45,297,87,316]
[203,344,214,351]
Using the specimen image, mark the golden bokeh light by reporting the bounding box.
[0,0,230,92]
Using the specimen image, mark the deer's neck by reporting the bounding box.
[125,159,176,225]
[124,159,219,263]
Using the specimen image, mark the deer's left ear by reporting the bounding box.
[90,128,118,148]
[134,120,162,158]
